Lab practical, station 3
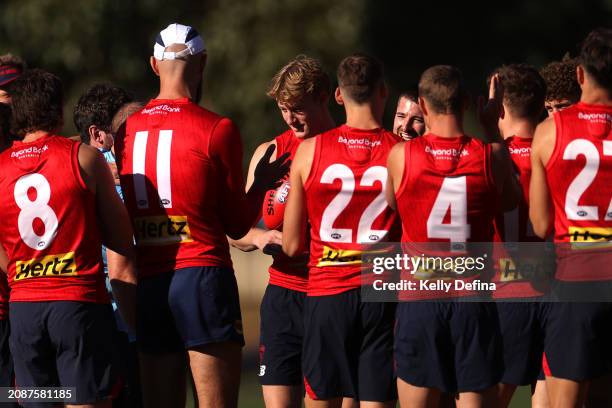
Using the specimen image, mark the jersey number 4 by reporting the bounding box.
[133,130,173,209]
[427,176,471,243]
[319,164,389,243]
[564,139,612,221]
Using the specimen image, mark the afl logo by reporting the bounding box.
[160,198,171,207]
[577,210,587,217]
[276,182,290,204]
[331,233,342,240]
[37,241,46,248]
[369,234,379,241]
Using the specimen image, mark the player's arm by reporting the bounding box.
[491,142,521,212]
[282,138,315,257]
[0,244,8,274]
[385,143,406,211]
[228,141,283,252]
[78,144,137,331]
[529,118,555,238]
[212,119,289,240]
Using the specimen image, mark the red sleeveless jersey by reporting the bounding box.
[492,136,544,299]
[395,134,497,299]
[116,98,241,277]
[305,126,400,296]
[267,130,308,291]
[0,135,108,303]
[545,102,612,281]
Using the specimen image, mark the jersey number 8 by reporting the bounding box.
[14,173,58,250]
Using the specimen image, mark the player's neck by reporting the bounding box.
[344,104,382,130]
[580,84,612,106]
[22,130,50,143]
[309,113,336,137]
[500,118,536,140]
[156,77,193,100]
[427,114,464,138]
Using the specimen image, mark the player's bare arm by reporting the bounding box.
[0,244,8,274]
[78,143,137,330]
[282,138,315,257]
[385,142,406,211]
[491,141,521,212]
[214,119,290,240]
[529,117,556,238]
[229,140,283,252]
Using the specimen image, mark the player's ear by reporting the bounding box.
[90,126,103,146]
[418,96,428,116]
[576,65,585,87]
[150,57,160,77]
[335,87,344,106]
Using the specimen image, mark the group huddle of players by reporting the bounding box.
[0,21,610,408]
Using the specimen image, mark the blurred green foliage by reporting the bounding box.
[1,0,611,162]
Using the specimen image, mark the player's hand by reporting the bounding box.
[252,144,291,192]
[478,73,504,142]
[108,162,120,186]
[254,229,283,251]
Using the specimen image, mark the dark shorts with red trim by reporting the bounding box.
[541,297,612,381]
[258,284,305,386]
[497,301,546,386]
[395,300,502,394]
[9,301,120,407]
[302,289,396,402]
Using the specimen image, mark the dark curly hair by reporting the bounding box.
[10,69,63,139]
[73,83,133,144]
[494,64,546,121]
[540,59,580,103]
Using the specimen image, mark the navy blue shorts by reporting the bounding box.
[0,319,13,387]
[496,302,545,386]
[9,301,120,407]
[541,300,612,381]
[395,301,502,394]
[259,284,305,386]
[137,266,244,354]
[303,289,396,402]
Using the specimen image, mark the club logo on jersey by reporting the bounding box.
[14,252,76,281]
[11,144,49,160]
[568,226,612,249]
[134,215,193,246]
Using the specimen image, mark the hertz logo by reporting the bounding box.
[135,215,193,246]
[569,227,612,249]
[317,246,363,267]
[14,252,76,281]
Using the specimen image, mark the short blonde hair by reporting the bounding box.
[267,55,331,105]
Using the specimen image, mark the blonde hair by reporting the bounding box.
[267,55,331,105]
